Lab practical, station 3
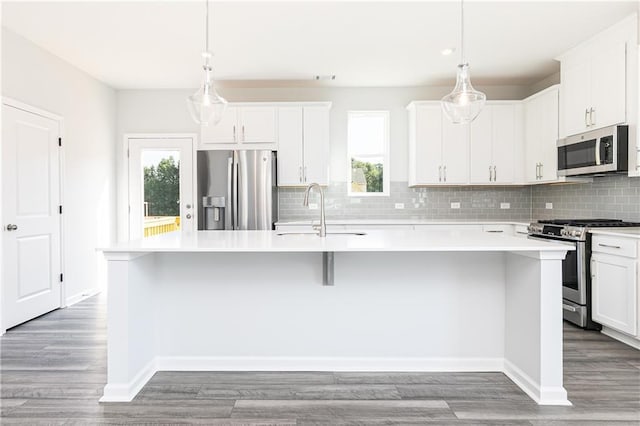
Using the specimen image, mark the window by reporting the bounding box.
[347,111,390,196]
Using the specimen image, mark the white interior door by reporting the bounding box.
[2,103,62,329]
[128,137,194,240]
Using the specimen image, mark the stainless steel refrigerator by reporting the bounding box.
[197,150,277,230]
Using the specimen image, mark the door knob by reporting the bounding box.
[186,214,192,219]
[6,224,18,231]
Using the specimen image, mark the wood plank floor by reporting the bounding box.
[1,293,639,425]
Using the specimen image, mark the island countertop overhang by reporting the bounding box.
[100,229,572,258]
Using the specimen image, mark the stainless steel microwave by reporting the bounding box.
[557,125,628,176]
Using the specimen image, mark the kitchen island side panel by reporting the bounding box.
[151,251,505,361]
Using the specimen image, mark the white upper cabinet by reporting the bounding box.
[277,103,331,186]
[470,103,522,184]
[200,104,277,148]
[409,101,522,186]
[558,14,634,137]
[201,106,239,144]
[408,102,469,185]
[524,86,560,183]
[442,117,469,184]
[237,107,277,143]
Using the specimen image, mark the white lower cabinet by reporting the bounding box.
[591,235,638,337]
[482,224,514,235]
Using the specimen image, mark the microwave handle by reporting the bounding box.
[595,138,601,165]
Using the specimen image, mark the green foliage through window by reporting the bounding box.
[143,157,180,216]
[351,159,383,193]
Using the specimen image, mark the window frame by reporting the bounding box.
[346,110,390,197]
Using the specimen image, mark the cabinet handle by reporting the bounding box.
[585,108,589,128]
[598,243,621,249]
[233,125,236,142]
[443,166,447,182]
[590,108,595,127]
[535,163,539,180]
[493,166,497,182]
[539,163,543,179]
[242,125,245,141]
[298,166,302,183]
[486,230,504,233]
[438,166,442,182]
[489,165,492,181]
[304,166,307,183]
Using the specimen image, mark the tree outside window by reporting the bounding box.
[347,111,390,196]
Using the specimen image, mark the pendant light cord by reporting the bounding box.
[205,0,209,53]
[460,0,465,64]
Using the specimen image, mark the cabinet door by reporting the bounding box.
[200,106,238,144]
[413,105,443,184]
[442,119,469,184]
[539,89,559,182]
[277,107,304,186]
[302,106,330,185]
[591,42,626,130]
[469,106,493,184]
[591,253,637,336]
[491,105,516,184]
[238,107,277,143]
[561,60,591,137]
[524,95,542,183]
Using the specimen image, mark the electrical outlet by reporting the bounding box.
[450,202,461,209]
[500,202,510,209]
[545,202,553,210]
[395,203,405,209]
[308,203,318,210]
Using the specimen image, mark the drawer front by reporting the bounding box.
[591,235,638,258]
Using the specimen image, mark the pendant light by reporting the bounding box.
[441,0,486,124]
[187,0,227,126]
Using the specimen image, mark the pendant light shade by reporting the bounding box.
[441,0,486,124]
[187,53,227,126]
[187,1,227,126]
[441,63,486,124]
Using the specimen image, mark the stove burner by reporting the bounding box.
[537,219,640,228]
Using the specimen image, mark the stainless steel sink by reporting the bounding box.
[276,231,366,236]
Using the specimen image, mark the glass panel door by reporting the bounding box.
[128,137,194,240]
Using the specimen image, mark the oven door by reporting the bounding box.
[527,235,587,304]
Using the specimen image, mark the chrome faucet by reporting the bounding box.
[303,183,326,237]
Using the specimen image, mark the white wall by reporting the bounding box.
[2,28,117,305]
[116,85,529,240]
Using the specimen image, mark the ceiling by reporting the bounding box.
[2,1,638,90]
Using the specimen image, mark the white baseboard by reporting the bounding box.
[100,358,156,402]
[66,289,101,307]
[100,356,571,406]
[602,326,640,350]
[504,359,571,406]
[154,356,504,372]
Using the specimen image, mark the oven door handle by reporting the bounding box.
[562,303,578,313]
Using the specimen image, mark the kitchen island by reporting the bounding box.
[100,229,571,405]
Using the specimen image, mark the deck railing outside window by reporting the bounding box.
[143,216,180,237]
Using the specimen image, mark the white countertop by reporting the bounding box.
[102,229,570,254]
[589,227,640,239]
[276,219,530,226]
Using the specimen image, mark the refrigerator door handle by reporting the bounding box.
[233,152,239,230]
[226,157,234,230]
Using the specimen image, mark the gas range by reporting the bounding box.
[527,219,640,242]
[527,218,640,330]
